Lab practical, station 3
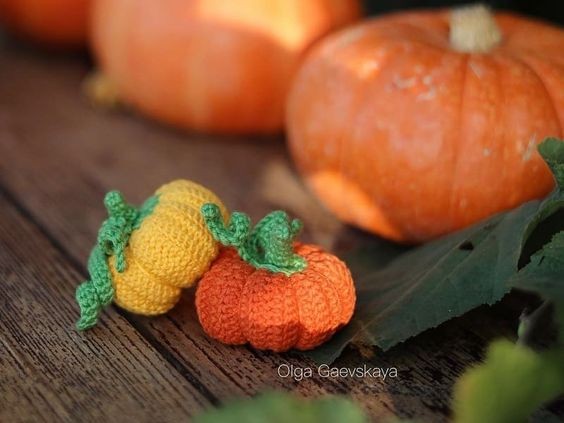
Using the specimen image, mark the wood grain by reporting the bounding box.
[0,192,211,422]
[0,43,561,422]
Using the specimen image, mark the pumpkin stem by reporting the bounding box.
[449,4,501,53]
[201,203,252,248]
[99,191,138,272]
[75,191,159,330]
[202,203,307,276]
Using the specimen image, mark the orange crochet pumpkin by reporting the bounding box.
[0,0,90,47]
[90,0,361,134]
[287,5,564,243]
[195,204,356,352]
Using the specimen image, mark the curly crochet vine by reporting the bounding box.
[201,203,307,276]
[75,191,158,330]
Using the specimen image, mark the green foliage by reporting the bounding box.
[539,137,564,187]
[511,231,564,302]
[193,393,368,423]
[306,137,564,364]
[511,227,564,346]
[452,340,564,423]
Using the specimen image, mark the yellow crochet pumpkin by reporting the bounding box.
[76,180,227,330]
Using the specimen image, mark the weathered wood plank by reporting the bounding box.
[0,191,212,422]
[1,43,559,422]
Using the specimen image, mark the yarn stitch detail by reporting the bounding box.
[75,192,158,330]
[201,203,306,276]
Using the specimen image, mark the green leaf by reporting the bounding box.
[511,227,564,346]
[453,340,564,423]
[306,137,564,364]
[510,231,564,345]
[538,137,564,188]
[511,231,564,302]
[193,393,368,423]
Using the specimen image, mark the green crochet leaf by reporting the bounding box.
[306,137,564,364]
[201,203,306,276]
[452,340,564,423]
[193,392,368,423]
[75,192,159,331]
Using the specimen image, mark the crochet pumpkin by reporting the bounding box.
[76,180,228,330]
[195,204,356,352]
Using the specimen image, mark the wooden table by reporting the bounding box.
[1,39,560,422]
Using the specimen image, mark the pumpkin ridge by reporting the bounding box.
[500,52,563,202]
[493,54,512,207]
[196,249,248,344]
[125,248,171,291]
[299,247,344,327]
[283,274,301,350]
[306,248,352,326]
[504,52,563,137]
[289,270,305,348]
[333,45,381,232]
[137,199,218,286]
[219,251,248,344]
[112,253,180,314]
[302,269,338,347]
[447,54,470,233]
[238,258,260,344]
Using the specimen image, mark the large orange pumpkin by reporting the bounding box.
[287,5,564,243]
[90,0,361,134]
[0,0,90,47]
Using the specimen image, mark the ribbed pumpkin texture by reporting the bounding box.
[197,246,355,352]
[287,6,564,243]
[195,205,356,352]
[90,0,361,134]
[0,0,90,47]
[75,180,228,330]
[111,180,227,315]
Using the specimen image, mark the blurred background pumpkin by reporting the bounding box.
[89,0,361,135]
[0,0,561,243]
[0,0,90,47]
[287,5,564,243]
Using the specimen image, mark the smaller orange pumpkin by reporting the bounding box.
[196,204,355,352]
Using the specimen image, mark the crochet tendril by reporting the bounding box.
[201,203,307,276]
[75,191,158,330]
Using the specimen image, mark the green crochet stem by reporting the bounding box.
[201,203,307,276]
[75,191,158,331]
